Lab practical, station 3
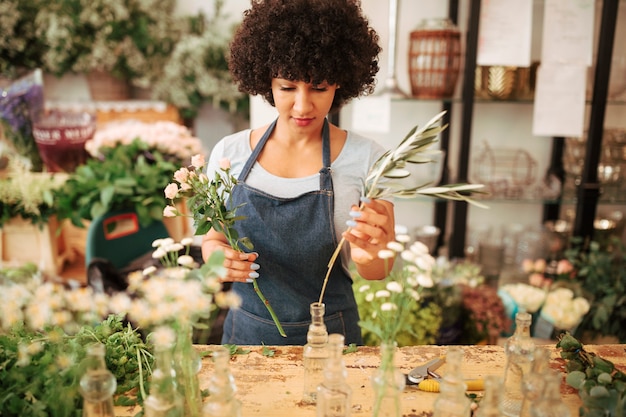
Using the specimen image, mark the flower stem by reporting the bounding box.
[252,278,287,337]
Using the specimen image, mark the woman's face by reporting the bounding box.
[271,78,338,131]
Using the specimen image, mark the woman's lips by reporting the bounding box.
[293,117,313,127]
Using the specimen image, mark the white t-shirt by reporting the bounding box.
[206,128,387,271]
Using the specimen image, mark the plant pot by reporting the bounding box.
[85,71,130,101]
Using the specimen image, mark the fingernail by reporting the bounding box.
[246,278,254,283]
[349,210,362,218]
[360,196,371,204]
[250,263,260,270]
[346,220,357,227]
[248,271,259,279]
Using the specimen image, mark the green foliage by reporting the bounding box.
[565,237,626,343]
[557,332,626,416]
[54,139,177,228]
[0,314,152,417]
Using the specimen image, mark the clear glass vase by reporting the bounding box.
[173,323,203,417]
[371,341,405,417]
[302,302,329,404]
[316,334,352,417]
[144,339,184,417]
[79,343,117,417]
[203,345,241,417]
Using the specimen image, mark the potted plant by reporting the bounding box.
[152,7,248,122]
[0,157,70,274]
[34,0,182,98]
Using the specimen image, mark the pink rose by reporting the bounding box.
[164,183,179,199]
[163,205,177,217]
[219,158,231,170]
[174,167,189,184]
[557,259,574,276]
[529,272,545,287]
[521,259,534,273]
[534,258,547,273]
[191,154,205,169]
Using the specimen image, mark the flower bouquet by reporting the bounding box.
[164,155,286,337]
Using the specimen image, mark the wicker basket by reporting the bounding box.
[86,71,130,101]
[408,18,461,99]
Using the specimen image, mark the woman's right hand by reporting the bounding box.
[202,233,260,283]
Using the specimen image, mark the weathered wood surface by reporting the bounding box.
[116,343,626,417]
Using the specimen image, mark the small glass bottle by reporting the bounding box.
[316,334,352,417]
[519,348,551,417]
[433,346,471,417]
[203,345,241,417]
[302,302,329,404]
[501,312,536,417]
[530,371,571,417]
[79,343,117,417]
[144,340,184,417]
[371,341,406,417]
[475,375,504,417]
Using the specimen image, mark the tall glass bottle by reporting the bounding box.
[519,348,551,417]
[475,375,504,417]
[79,343,117,417]
[433,346,471,417]
[371,341,406,417]
[530,371,571,417]
[501,312,536,417]
[316,333,352,417]
[144,340,184,417]
[303,302,329,404]
[203,345,241,417]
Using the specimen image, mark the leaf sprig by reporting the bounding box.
[319,111,486,304]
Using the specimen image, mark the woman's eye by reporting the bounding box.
[313,87,328,92]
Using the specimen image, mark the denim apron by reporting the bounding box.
[221,119,362,345]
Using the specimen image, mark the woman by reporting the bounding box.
[202,0,395,345]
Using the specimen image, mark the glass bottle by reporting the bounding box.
[79,343,117,417]
[302,302,329,404]
[316,333,352,417]
[501,312,536,417]
[203,345,241,417]
[530,371,571,417]
[475,375,504,417]
[433,346,471,417]
[174,323,203,417]
[519,348,551,417]
[144,340,184,417]
[371,341,406,417]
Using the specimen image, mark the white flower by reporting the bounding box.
[386,281,403,293]
[375,290,390,298]
[380,302,398,312]
[358,284,371,293]
[177,255,195,268]
[150,326,176,348]
[417,272,434,288]
[378,249,395,260]
[386,241,404,253]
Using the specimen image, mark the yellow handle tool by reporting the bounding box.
[417,378,485,392]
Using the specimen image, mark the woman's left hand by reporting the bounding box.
[342,198,395,277]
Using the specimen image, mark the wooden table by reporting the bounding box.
[116,343,626,417]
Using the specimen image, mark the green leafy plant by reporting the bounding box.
[54,139,177,228]
[164,155,286,338]
[565,236,626,343]
[557,332,626,416]
[0,314,152,417]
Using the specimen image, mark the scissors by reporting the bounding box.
[405,356,484,392]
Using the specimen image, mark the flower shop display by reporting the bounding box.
[54,139,178,229]
[164,154,285,337]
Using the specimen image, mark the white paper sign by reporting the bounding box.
[477,0,533,67]
[532,64,587,137]
[541,0,595,65]
[351,95,391,133]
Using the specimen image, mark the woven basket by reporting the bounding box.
[408,19,461,99]
[86,71,130,101]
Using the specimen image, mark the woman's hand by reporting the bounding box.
[342,198,395,280]
[202,232,260,283]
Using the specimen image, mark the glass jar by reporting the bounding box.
[302,302,329,404]
[371,341,406,417]
[316,334,352,417]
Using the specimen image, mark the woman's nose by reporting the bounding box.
[293,89,313,113]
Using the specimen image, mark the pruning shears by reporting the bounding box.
[405,356,484,392]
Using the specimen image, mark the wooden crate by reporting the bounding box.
[0,216,73,275]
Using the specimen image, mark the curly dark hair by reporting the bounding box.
[228,0,381,112]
